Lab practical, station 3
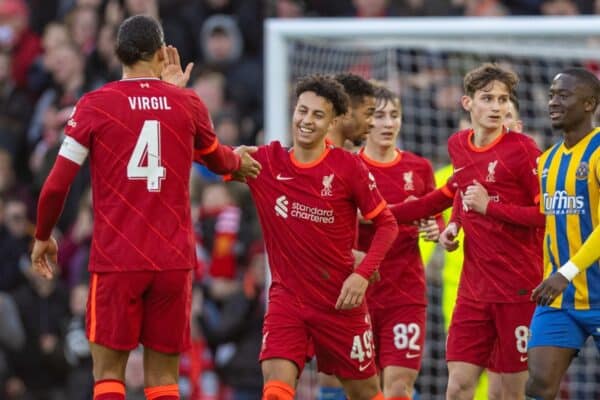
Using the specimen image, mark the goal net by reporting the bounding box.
[265,16,600,400]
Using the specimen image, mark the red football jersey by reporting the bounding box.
[62,78,217,272]
[358,149,434,308]
[448,129,542,303]
[247,142,386,309]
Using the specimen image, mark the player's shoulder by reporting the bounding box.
[401,150,431,167]
[448,129,470,146]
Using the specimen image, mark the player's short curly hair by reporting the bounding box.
[463,63,518,97]
[334,73,375,105]
[116,15,165,66]
[294,74,349,116]
[561,67,600,111]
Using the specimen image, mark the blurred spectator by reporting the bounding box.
[179,285,216,400]
[86,23,121,82]
[463,0,509,16]
[199,14,262,142]
[0,52,32,181]
[6,267,69,400]
[57,188,92,288]
[273,0,306,18]
[200,182,243,280]
[349,0,400,17]
[0,292,25,396]
[199,242,266,400]
[0,0,42,89]
[62,283,93,400]
[214,112,241,146]
[191,68,228,117]
[540,0,579,14]
[0,196,24,292]
[27,21,70,95]
[64,5,99,56]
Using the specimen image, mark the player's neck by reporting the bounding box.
[562,120,593,149]
[471,125,503,148]
[363,144,396,163]
[326,130,345,148]
[293,141,327,164]
[122,63,160,80]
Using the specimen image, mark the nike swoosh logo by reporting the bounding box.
[276,173,294,181]
[520,355,528,362]
[358,361,372,372]
[453,166,465,173]
[406,353,420,359]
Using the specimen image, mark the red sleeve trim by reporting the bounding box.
[363,200,387,221]
[195,137,219,156]
[440,184,455,198]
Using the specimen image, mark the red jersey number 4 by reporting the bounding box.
[127,120,166,192]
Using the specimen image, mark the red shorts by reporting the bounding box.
[86,270,192,353]
[260,294,377,380]
[370,304,426,371]
[446,296,535,373]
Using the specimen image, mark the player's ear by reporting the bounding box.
[583,96,597,113]
[461,95,472,112]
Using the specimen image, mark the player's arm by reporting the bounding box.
[336,160,399,310]
[439,191,462,252]
[32,137,87,279]
[463,181,545,227]
[190,93,260,177]
[533,196,600,305]
[389,183,454,224]
[532,223,600,306]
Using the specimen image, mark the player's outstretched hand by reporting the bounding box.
[418,217,440,242]
[531,273,568,306]
[231,146,262,182]
[463,180,489,215]
[161,45,193,88]
[439,222,460,252]
[30,237,58,280]
[335,273,368,310]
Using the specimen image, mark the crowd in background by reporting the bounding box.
[0,0,598,399]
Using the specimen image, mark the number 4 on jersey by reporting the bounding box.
[127,120,166,192]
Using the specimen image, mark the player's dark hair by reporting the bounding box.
[371,81,401,112]
[562,67,600,111]
[116,15,164,66]
[295,74,349,116]
[463,63,518,97]
[334,73,375,105]
[509,92,520,114]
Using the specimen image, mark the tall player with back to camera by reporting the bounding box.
[30,15,261,400]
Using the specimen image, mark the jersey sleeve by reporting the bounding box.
[570,153,600,271]
[519,136,542,203]
[61,95,93,165]
[188,91,218,155]
[350,156,386,220]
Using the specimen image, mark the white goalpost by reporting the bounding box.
[265,16,600,399]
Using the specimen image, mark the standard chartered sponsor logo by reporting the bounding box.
[274,195,335,223]
[543,191,585,215]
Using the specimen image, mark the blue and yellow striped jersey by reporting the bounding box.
[539,128,600,310]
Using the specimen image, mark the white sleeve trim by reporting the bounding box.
[58,136,89,165]
[557,261,580,282]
